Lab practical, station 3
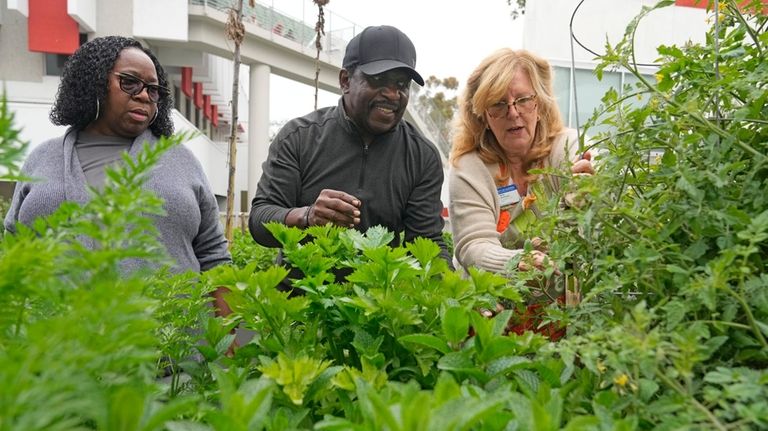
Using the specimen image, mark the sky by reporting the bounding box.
[267,0,525,125]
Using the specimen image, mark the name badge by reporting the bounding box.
[497,184,521,208]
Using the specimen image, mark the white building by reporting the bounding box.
[523,0,709,135]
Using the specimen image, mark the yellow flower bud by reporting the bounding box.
[614,373,629,387]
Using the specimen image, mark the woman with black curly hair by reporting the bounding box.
[4,35,231,275]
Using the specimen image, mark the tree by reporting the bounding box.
[312,0,330,109]
[507,0,526,20]
[415,75,459,154]
[223,0,252,245]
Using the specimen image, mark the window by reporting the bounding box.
[552,65,655,135]
[44,33,88,76]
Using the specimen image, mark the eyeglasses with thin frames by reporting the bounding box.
[113,72,168,103]
[486,94,537,118]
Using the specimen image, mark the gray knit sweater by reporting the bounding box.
[4,128,231,273]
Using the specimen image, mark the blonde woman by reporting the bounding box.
[448,49,593,336]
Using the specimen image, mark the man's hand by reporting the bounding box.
[308,189,362,228]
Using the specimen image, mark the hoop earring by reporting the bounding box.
[149,109,159,125]
[93,99,100,122]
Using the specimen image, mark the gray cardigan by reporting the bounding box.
[4,128,231,273]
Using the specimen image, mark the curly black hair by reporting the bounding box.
[49,35,174,137]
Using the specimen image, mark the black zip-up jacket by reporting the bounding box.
[249,99,451,263]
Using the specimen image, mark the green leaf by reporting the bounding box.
[442,306,470,345]
[438,350,474,370]
[107,386,144,431]
[264,222,307,249]
[355,379,400,431]
[140,397,202,431]
[304,365,344,403]
[662,300,688,329]
[259,354,331,405]
[166,421,213,431]
[398,333,451,354]
[432,372,461,406]
[675,175,704,202]
[486,356,531,377]
[405,236,441,267]
[346,225,395,250]
[756,320,768,338]
[638,378,660,402]
[437,351,488,383]
[514,369,540,396]
[430,392,510,431]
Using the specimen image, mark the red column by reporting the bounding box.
[28,0,79,54]
[181,67,193,98]
[193,82,204,109]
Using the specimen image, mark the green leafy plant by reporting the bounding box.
[229,228,278,270]
[0,98,208,429]
[3,2,765,428]
[531,1,768,428]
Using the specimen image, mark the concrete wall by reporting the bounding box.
[0,1,43,82]
[94,0,132,37]
[133,0,187,41]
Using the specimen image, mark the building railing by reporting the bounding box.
[190,0,362,56]
[220,212,249,233]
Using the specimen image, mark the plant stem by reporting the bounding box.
[14,299,26,337]
[695,320,751,331]
[729,3,763,59]
[655,370,727,431]
[255,300,286,347]
[722,284,768,348]
[596,215,635,242]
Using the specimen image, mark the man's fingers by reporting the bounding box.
[313,205,359,227]
[319,189,361,207]
[314,189,362,227]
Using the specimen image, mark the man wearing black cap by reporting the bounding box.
[249,25,452,284]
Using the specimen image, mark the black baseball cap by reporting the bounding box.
[342,25,424,86]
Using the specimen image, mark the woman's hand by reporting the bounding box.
[518,250,561,275]
[564,151,595,209]
[571,151,594,176]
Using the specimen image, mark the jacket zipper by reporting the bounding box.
[357,141,369,195]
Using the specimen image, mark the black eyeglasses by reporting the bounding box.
[113,72,168,103]
[487,94,537,118]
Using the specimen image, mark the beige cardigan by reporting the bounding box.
[448,128,581,274]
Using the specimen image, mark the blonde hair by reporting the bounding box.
[449,49,564,181]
